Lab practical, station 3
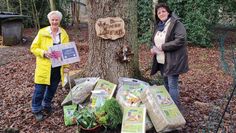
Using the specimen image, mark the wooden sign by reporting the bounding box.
[95,17,125,40]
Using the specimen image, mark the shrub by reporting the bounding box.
[167,0,220,47]
[137,0,153,44]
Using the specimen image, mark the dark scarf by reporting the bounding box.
[157,17,170,32]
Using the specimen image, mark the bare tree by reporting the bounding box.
[86,0,139,83]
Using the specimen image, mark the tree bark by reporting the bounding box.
[86,0,139,83]
[19,0,22,15]
[153,0,159,5]
[6,0,10,12]
[49,0,56,11]
[31,0,40,29]
[71,0,80,27]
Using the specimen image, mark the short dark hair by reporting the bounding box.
[154,3,172,22]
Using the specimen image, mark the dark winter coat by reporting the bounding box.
[150,14,189,76]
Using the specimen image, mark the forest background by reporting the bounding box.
[1,0,236,132]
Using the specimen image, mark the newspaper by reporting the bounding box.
[49,41,80,68]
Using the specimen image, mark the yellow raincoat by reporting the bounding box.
[30,26,69,86]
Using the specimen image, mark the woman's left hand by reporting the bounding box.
[157,44,162,51]
[64,68,70,73]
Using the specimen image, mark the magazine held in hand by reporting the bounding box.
[49,42,80,68]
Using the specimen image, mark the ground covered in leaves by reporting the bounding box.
[0,27,235,133]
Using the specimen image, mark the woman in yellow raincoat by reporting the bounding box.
[30,10,69,121]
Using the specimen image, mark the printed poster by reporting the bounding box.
[49,42,80,68]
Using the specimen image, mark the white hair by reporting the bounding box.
[47,10,63,21]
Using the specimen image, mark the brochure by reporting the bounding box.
[49,41,80,68]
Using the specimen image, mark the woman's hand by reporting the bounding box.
[151,46,163,55]
[44,51,51,59]
[150,48,156,55]
[151,46,159,55]
[156,44,162,51]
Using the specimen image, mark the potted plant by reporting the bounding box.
[76,98,122,132]
[76,107,103,133]
[95,98,123,130]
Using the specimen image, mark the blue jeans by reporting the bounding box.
[163,75,180,106]
[32,67,61,113]
[159,64,180,106]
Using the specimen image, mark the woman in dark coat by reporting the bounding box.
[150,3,189,108]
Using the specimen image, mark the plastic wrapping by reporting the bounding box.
[141,85,186,132]
[63,104,77,126]
[61,77,99,106]
[121,107,146,133]
[116,77,153,131]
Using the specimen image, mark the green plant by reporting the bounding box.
[137,0,153,44]
[95,98,123,129]
[167,0,220,47]
[76,107,98,129]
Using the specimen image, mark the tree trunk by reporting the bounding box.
[153,0,159,5]
[153,0,158,12]
[49,0,56,11]
[6,0,10,12]
[19,0,22,15]
[31,0,40,29]
[71,0,80,27]
[86,0,139,83]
